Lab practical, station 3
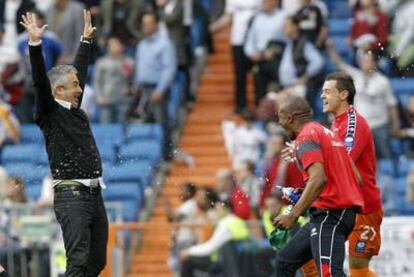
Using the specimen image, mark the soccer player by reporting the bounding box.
[322,72,382,277]
[273,96,363,277]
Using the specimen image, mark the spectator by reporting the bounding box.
[259,133,304,208]
[93,37,132,123]
[210,0,261,113]
[46,0,85,62]
[164,182,198,273]
[156,0,193,104]
[0,99,20,147]
[0,0,36,48]
[132,12,176,160]
[234,161,262,215]
[398,95,414,156]
[278,16,324,114]
[377,172,396,215]
[32,0,53,13]
[37,174,53,207]
[222,110,267,167]
[244,0,287,103]
[216,169,251,220]
[407,168,414,203]
[349,0,388,56]
[328,43,399,159]
[296,0,328,48]
[179,198,250,277]
[387,1,414,71]
[80,84,97,119]
[3,176,26,204]
[17,9,63,123]
[0,166,8,201]
[99,0,150,51]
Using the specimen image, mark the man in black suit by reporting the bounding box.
[21,10,108,276]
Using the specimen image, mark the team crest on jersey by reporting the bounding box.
[355,241,366,253]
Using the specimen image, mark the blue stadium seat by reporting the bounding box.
[378,159,394,176]
[118,140,162,166]
[96,142,116,164]
[331,35,352,61]
[107,182,144,206]
[20,124,43,144]
[2,144,41,164]
[327,1,352,18]
[25,184,42,201]
[92,124,124,146]
[124,124,163,144]
[391,78,414,94]
[328,18,350,36]
[395,195,414,215]
[103,183,143,221]
[5,163,49,190]
[395,177,407,195]
[391,78,414,104]
[104,161,154,187]
[397,158,412,177]
[38,149,49,166]
[103,183,142,204]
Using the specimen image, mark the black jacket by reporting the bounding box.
[29,41,102,180]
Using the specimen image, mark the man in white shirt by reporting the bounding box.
[244,0,287,102]
[210,0,261,113]
[328,42,399,159]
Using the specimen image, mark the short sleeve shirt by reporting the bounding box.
[295,122,364,210]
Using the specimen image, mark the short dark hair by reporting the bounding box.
[142,11,159,23]
[287,15,300,26]
[325,72,356,105]
[32,9,46,21]
[241,109,255,122]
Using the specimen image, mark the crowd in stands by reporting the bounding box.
[0,0,414,275]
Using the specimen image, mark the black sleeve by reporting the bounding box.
[29,44,58,119]
[72,41,91,107]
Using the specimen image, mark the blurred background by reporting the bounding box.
[0,0,414,276]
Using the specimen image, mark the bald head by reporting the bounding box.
[278,96,313,138]
[279,96,312,118]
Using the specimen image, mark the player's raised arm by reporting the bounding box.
[73,9,96,107]
[21,12,57,117]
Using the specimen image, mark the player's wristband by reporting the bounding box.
[28,40,42,46]
[80,35,92,44]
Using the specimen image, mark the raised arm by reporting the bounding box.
[21,12,57,118]
[73,10,96,107]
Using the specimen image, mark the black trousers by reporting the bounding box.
[231,45,251,112]
[275,208,356,277]
[181,256,212,277]
[54,186,108,277]
[253,61,279,104]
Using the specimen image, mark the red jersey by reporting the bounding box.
[331,108,382,214]
[231,186,251,220]
[260,158,304,207]
[295,122,364,210]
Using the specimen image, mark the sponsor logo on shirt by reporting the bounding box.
[355,241,366,253]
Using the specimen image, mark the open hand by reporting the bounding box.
[20,12,47,44]
[83,9,96,39]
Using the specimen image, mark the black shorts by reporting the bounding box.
[275,208,356,277]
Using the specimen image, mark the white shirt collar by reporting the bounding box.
[55,99,71,110]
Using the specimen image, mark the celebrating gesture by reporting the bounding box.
[20,12,47,44]
[82,9,96,39]
[20,9,96,44]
